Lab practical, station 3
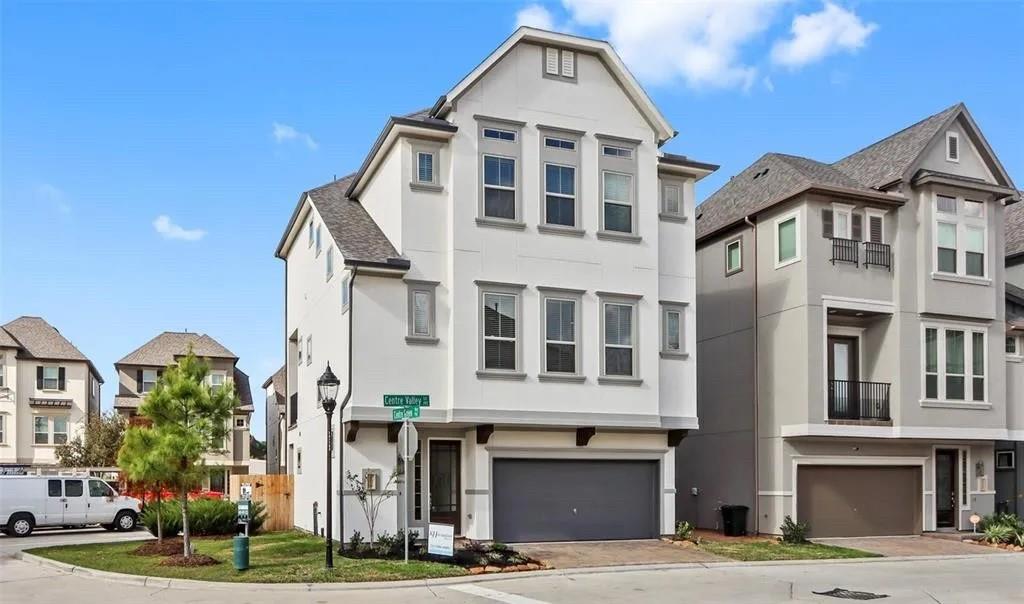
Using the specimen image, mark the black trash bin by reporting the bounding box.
[720,505,749,536]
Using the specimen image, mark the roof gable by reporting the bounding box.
[433,27,674,144]
[116,331,237,367]
[1,316,103,382]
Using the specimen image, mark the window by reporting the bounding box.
[48,479,62,497]
[326,246,334,281]
[865,209,885,243]
[544,47,575,79]
[65,480,83,498]
[236,418,245,428]
[0,415,5,444]
[141,369,158,393]
[661,304,686,357]
[544,136,575,150]
[1008,335,1022,358]
[602,145,632,159]
[775,212,800,267]
[726,238,743,275]
[483,155,516,220]
[483,293,518,371]
[544,298,577,374]
[89,479,113,498]
[923,324,987,402]
[341,272,351,312]
[825,204,854,239]
[315,224,322,256]
[406,280,438,343]
[603,302,636,378]
[209,373,225,391]
[934,194,987,279]
[602,171,633,233]
[42,366,60,390]
[306,336,312,366]
[662,184,681,215]
[996,451,1016,470]
[34,416,48,444]
[544,163,576,227]
[946,131,959,162]
[416,151,434,184]
[482,127,516,142]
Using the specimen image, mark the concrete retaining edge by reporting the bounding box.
[15,550,1019,592]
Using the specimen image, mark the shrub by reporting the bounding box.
[780,515,808,544]
[349,530,364,551]
[140,500,182,538]
[1016,532,1024,548]
[675,520,695,541]
[980,512,1023,533]
[982,523,1015,545]
[248,500,267,534]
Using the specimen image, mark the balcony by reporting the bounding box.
[828,379,891,422]
[829,237,892,271]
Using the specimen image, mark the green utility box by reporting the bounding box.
[233,535,250,571]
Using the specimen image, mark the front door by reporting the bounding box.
[828,336,860,418]
[428,440,460,534]
[936,450,958,528]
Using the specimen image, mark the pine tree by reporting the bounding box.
[118,425,175,541]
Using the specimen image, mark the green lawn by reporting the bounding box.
[27,531,468,583]
[697,539,881,562]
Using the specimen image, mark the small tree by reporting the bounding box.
[345,466,399,546]
[56,411,126,467]
[118,425,176,542]
[137,349,237,557]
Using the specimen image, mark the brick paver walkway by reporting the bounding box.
[515,539,728,568]
[813,535,998,557]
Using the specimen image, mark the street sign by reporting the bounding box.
[383,394,430,408]
[397,421,419,461]
[392,406,421,421]
[427,523,455,557]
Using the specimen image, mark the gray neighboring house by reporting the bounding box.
[262,365,286,474]
[996,201,1024,514]
[113,331,254,495]
[680,103,1021,538]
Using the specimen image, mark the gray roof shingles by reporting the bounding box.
[306,175,405,267]
[1007,197,1024,260]
[262,364,286,392]
[116,332,236,366]
[1,316,102,381]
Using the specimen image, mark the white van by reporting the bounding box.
[0,475,142,537]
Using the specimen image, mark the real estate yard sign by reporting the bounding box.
[427,523,455,557]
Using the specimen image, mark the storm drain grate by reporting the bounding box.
[813,588,889,600]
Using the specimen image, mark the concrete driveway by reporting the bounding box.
[514,539,727,568]
[813,535,997,557]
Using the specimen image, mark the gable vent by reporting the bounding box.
[946,132,959,161]
[545,47,560,75]
[561,50,575,78]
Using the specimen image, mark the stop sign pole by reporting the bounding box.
[397,419,419,564]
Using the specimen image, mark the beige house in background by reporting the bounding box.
[262,365,286,475]
[113,331,253,494]
[0,316,103,470]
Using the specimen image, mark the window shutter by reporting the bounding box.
[137,369,143,390]
[545,48,560,75]
[948,135,958,160]
[37,366,44,389]
[851,213,863,241]
[822,208,834,238]
[869,215,883,243]
[561,50,575,77]
[57,367,66,391]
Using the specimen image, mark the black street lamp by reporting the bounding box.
[317,363,340,569]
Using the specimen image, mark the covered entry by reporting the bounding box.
[492,459,659,542]
[797,465,922,537]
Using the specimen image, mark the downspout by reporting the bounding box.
[337,267,357,549]
[744,215,759,533]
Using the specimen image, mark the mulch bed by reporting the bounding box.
[132,539,185,557]
[159,554,220,567]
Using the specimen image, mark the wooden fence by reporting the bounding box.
[229,474,294,533]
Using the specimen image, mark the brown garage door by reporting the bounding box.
[797,466,921,538]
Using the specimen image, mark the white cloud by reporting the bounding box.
[272,122,318,150]
[516,4,556,30]
[762,76,775,92]
[36,183,72,215]
[153,215,206,241]
[562,0,785,90]
[771,2,877,69]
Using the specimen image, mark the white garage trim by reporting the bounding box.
[791,455,928,534]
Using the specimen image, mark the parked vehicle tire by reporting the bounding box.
[8,513,35,537]
[101,523,116,531]
[114,510,137,531]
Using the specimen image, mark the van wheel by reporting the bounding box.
[9,514,34,537]
[114,511,137,531]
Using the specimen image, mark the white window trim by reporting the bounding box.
[597,293,642,385]
[481,153,520,223]
[141,369,158,394]
[660,302,688,359]
[659,180,686,222]
[476,281,526,380]
[406,280,439,345]
[410,142,443,192]
[931,193,989,281]
[538,288,584,382]
[41,366,61,391]
[600,169,635,235]
[864,207,887,244]
[602,144,632,159]
[946,131,960,163]
[542,161,578,229]
[774,210,802,269]
[416,151,435,184]
[996,450,1015,470]
[482,127,517,142]
[315,224,322,257]
[831,202,854,239]
[920,321,988,406]
[543,136,576,151]
[208,371,227,390]
[725,237,743,275]
[1007,333,1023,362]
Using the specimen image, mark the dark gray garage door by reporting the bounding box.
[492,459,658,542]
[797,465,921,538]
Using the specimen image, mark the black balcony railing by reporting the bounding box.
[830,237,859,266]
[863,241,892,271]
[289,393,298,426]
[828,379,891,421]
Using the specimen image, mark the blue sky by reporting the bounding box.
[2,1,1021,439]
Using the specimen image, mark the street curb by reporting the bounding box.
[15,550,1020,592]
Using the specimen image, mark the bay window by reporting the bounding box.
[934,194,988,279]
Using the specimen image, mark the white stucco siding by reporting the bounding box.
[15,361,90,465]
[356,142,405,254]
[918,120,997,183]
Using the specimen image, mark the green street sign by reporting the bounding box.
[392,406,421,421]
[384,394,430,408]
